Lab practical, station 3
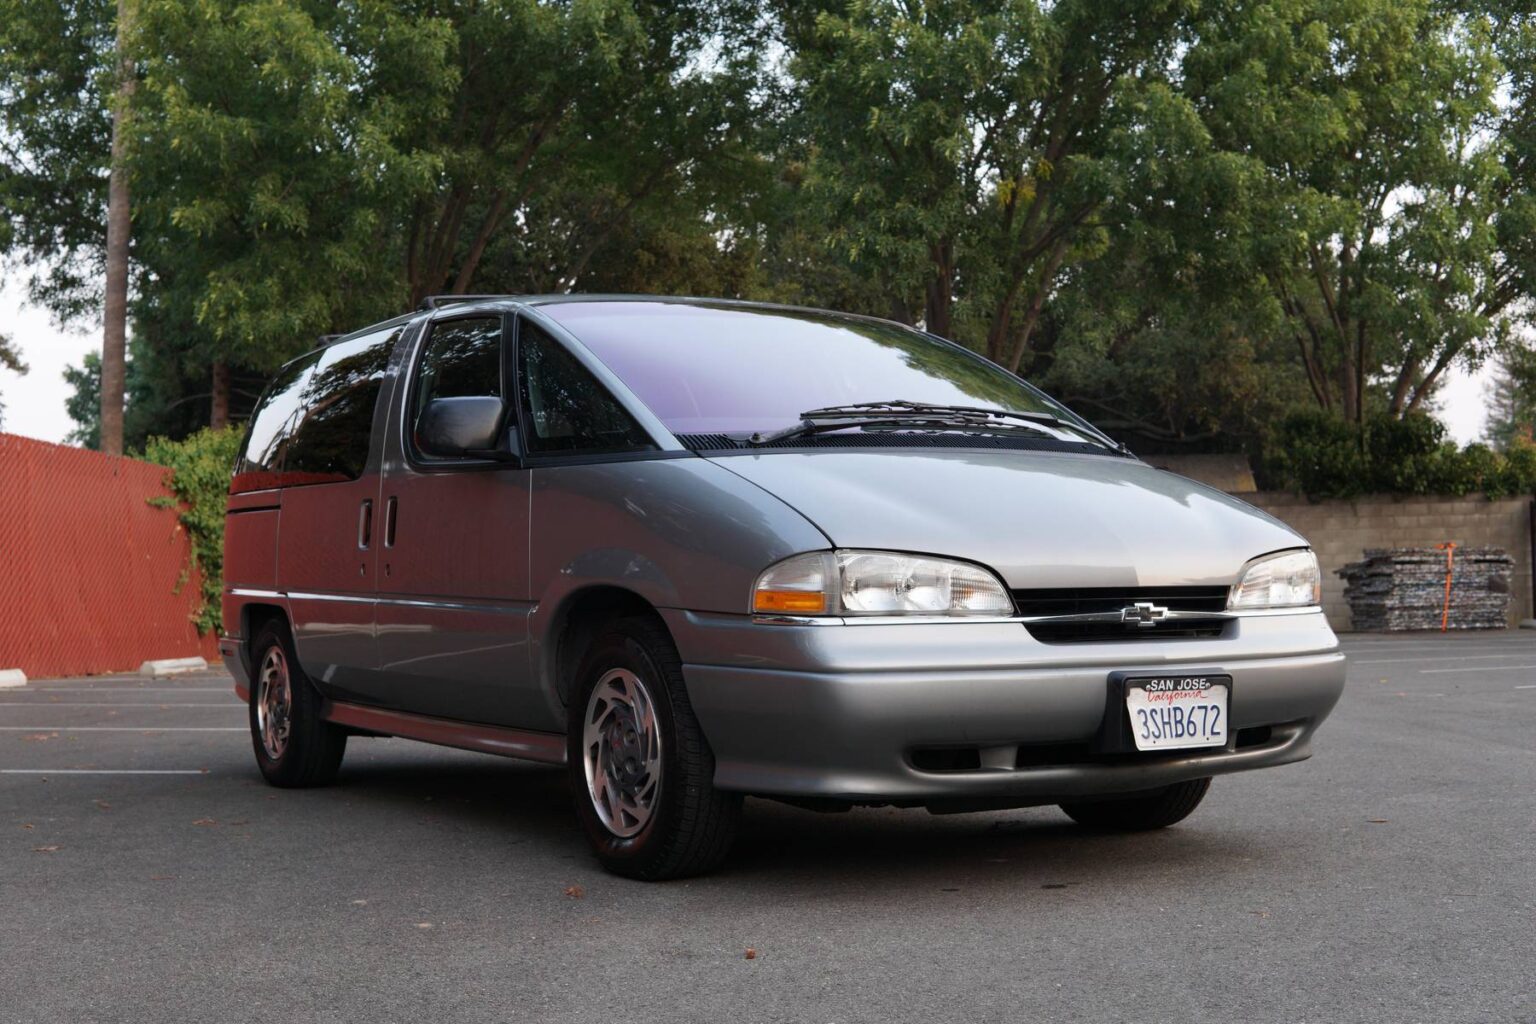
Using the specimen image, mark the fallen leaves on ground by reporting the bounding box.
[21,732,58,742]
[191,818,217,826]
[94,800,111,811]
[1367,818,1390,824]
[745,948,758,960]
[563,885,584,899]
[33,845,61,853]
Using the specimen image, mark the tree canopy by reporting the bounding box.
[0,0,1531,473]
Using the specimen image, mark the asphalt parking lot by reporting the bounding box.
[3,634,1533,1024]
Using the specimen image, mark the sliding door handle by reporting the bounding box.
[384,496,398,548]
[358,499,373,550]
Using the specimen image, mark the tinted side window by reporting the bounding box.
[232,350,323,493]
[281,327,401,483]
[517,319,653,455]
[411,317,503,458]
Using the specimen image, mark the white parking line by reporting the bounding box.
[0,702,240,707]
[1420,665,1536,675]
[21,687,233,694]
[1515,685,1536,690]
[0,769,210,775]
[0,726,245,732]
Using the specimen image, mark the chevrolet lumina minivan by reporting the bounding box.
[220,296,1345,879]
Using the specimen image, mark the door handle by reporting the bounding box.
[384,496,398,548]
[358,499,373,550]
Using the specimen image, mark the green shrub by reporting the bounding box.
[1262,410,1536,499]
[143,426,243,634]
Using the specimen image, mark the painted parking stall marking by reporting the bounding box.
[0,769,210,775]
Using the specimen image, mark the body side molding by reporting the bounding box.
[322,701,567,764]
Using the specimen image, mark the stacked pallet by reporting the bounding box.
[1337,547,1513,631]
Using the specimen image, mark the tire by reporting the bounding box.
[1059,778,1211,831]
[567,616,742,880]
[248,620,347,788]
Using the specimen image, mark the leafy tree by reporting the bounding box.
[0,0,115,319]
[1185,0,1534,424]
[61,345,171,449]
[1484,343,1536,450]
[0,0,137,453]
[404,1,764,302]
[0,331,26,430]
[62,352,101,447]
[781,0,1198,370]
[129,0,453,390]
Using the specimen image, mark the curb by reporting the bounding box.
[0,669,26,688]
[138,656,209,677]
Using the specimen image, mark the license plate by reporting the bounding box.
[1125,675,1229,752]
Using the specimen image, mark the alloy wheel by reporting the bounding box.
[582,668,663,837]
[255,645,293,761]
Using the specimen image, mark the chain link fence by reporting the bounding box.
[0,432,217,677]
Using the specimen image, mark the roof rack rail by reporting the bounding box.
[419,294,509,311]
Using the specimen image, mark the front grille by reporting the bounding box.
[1011,586,1230,643]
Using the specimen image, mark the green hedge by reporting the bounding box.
[143,426,244,634]
[1262,411,1536,500]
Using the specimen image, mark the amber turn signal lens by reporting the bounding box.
[752,589,828,614]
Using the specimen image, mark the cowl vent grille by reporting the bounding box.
[676,432,1117,456]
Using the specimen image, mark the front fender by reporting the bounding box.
[526,455,830,707]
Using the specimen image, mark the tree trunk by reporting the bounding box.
[100,0,135,456]
[924,240,953,336]
[209,361,231,429]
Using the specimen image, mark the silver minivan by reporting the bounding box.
[220,296,1345,879]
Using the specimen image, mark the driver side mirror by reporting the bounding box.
[417,396,518,463]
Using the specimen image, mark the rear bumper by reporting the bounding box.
[666,609,1346,805]
[218,635,250,702]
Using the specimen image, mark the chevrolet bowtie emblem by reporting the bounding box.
[1121,601,1169,627]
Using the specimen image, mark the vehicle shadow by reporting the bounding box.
[328,748,1270,892]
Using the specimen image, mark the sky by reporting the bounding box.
[0,283,1496,449]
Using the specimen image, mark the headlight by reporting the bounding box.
[1228,549,1321,609]
[752,550,1013,618]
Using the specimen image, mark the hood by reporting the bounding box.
[711,449,1303,590]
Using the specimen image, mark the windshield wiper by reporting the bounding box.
[747,400,1127,453]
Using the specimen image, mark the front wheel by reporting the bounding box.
[1059,778,1211,831]
[248,621,347,788]
[567,616,741,880]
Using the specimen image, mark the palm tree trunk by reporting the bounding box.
[100,0,135,455]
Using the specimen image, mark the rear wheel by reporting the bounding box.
[567,616,741,880]
[248,621,347,788]
[1059,778,1211,831]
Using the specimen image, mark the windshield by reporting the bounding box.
[538,301,1091,440]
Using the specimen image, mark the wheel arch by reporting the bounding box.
[235,602,289,691]
[542,585,671,708]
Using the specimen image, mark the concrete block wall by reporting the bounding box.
[1241,492,1534,631]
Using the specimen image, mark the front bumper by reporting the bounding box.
[666,609,1345,806]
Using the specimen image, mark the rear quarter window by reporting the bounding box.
[232,325,402,492]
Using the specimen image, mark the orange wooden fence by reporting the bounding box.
[0,432,217,677]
